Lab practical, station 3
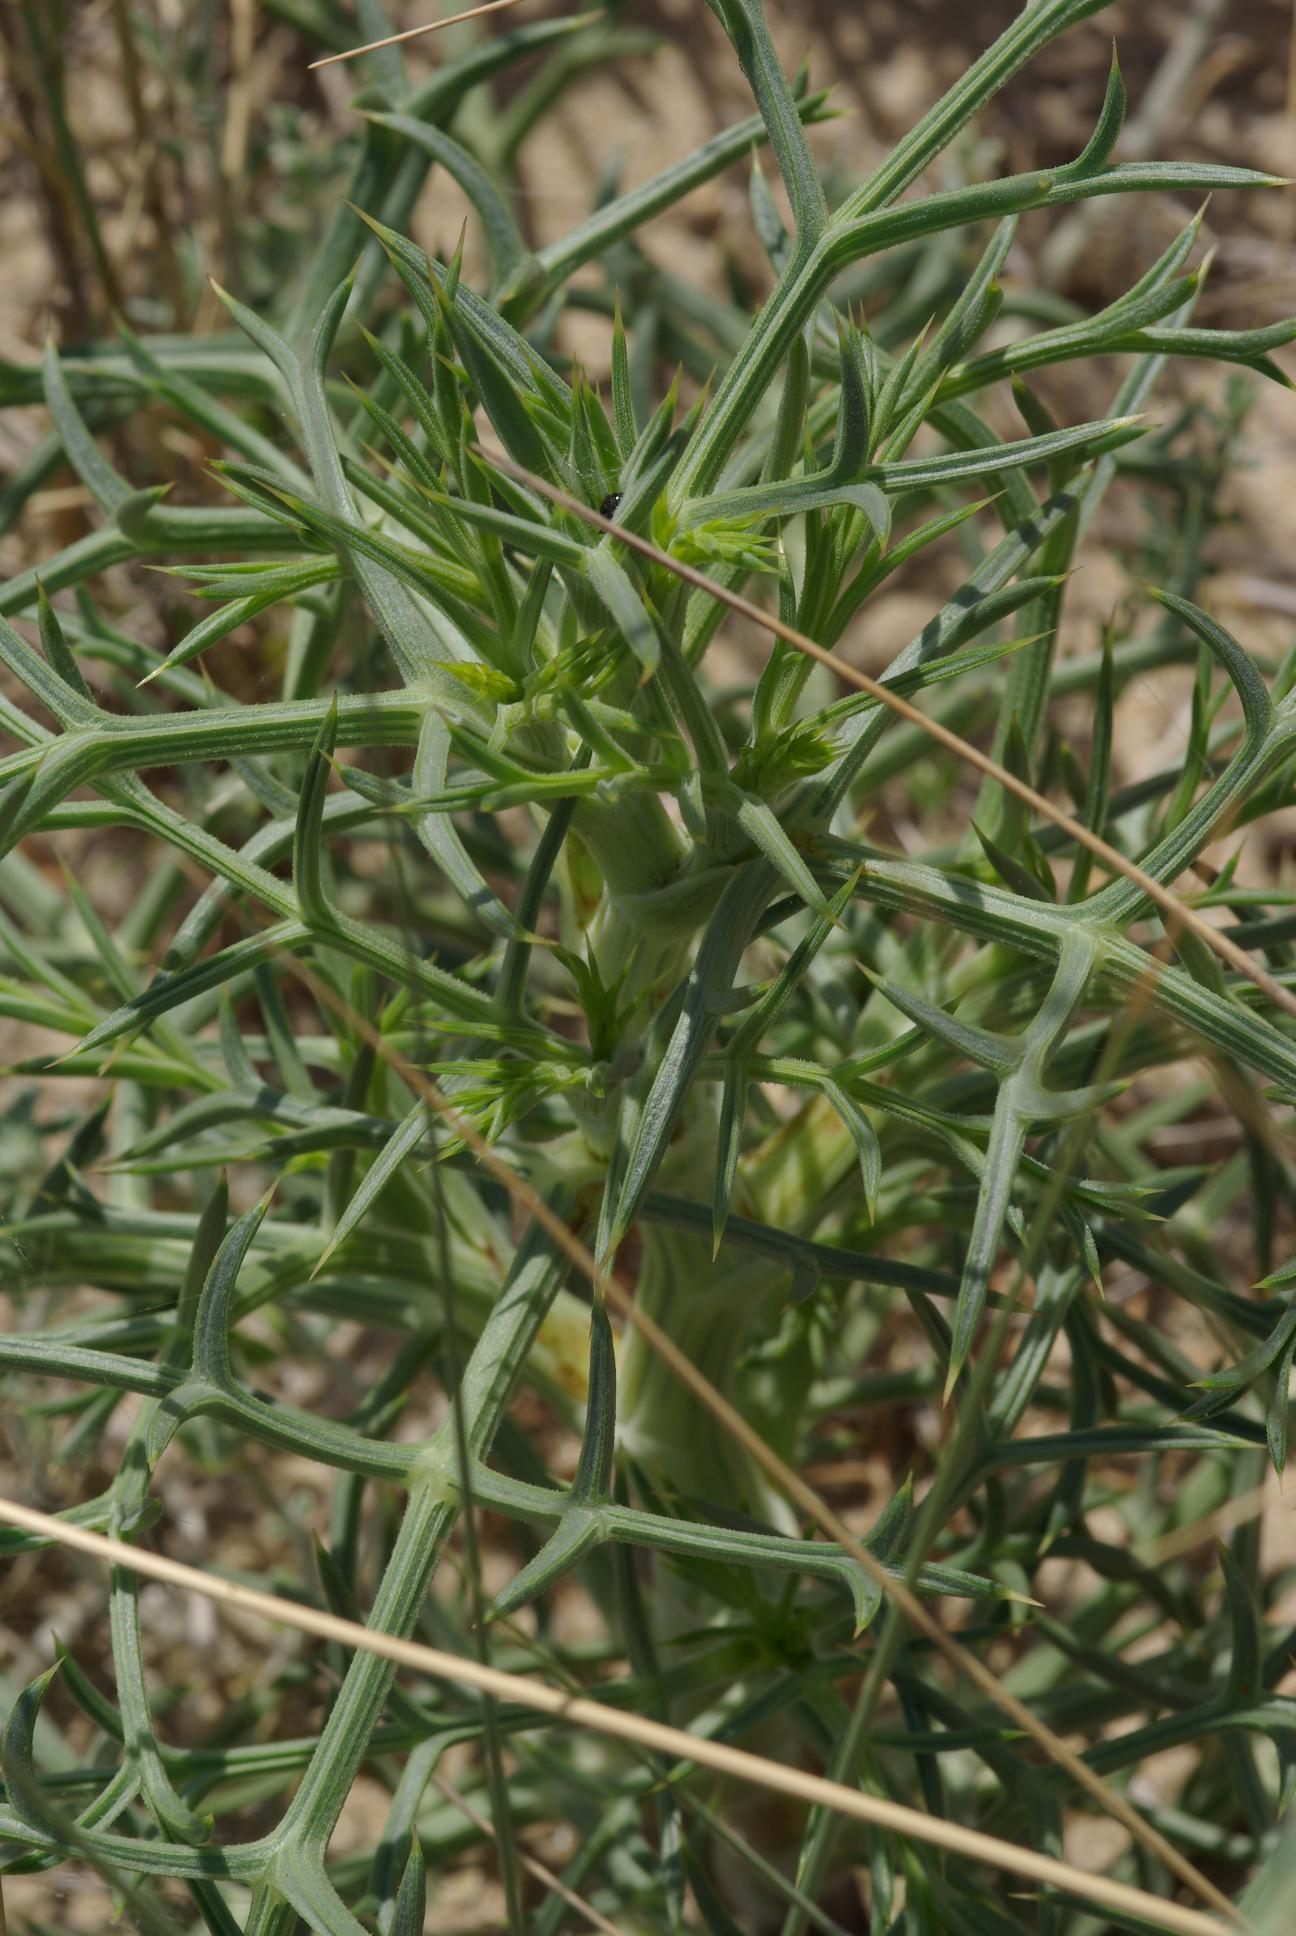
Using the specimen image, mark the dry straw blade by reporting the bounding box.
[0,1498,1235,1936]
[309,0,534,70]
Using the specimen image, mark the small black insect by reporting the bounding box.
[599,492,623,519]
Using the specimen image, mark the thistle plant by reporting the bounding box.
[5,1,1296,1931]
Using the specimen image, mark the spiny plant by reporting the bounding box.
[4,0,1296,1930]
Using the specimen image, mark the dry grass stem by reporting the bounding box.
[0,1498,1238,1936]
[309,0,534,71]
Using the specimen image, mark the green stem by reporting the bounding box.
[250,1215,571,1876]
[618,1222,794,1534]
